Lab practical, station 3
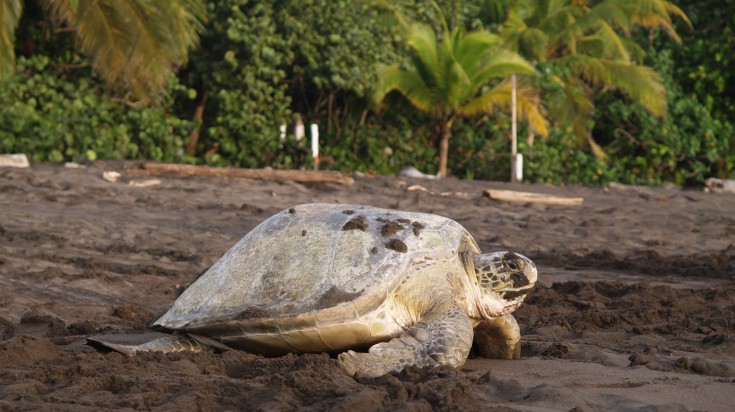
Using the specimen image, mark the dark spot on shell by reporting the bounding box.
[236,306,267,320]
[376,217,389,223]
[342,215,368,231]
[370,246,379,254]
[316,286,362,310]
[412,221,425,236]
[386,239,407,253]
[381,221,405,237]
[342,209,354,215]
[397,218,410,223]
[302,230,307,236]
[288,208,296,214]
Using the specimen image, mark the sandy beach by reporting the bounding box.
[1,162,733,411]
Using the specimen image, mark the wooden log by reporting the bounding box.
[125,162,354,185]
[0,154,30,168]
[484,188,584,206]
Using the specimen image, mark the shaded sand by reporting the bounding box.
[1,163,733,411]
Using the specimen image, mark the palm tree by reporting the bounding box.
[482,0,690,158]
[0,0,205,102]
[372,13,548,177]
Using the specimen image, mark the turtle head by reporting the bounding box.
[472,251,537,319]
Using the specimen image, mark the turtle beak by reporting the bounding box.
[524,257,538,285]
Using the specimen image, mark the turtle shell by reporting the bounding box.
[153,203,479,332]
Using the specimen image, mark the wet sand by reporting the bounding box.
[1,163,733,411]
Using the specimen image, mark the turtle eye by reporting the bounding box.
[507,260,519,270]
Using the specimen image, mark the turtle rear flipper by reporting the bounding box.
[87,334,211,356]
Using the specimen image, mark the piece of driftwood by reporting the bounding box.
[129,179,162,188]
[126,162,354,185]
[705,178,735,194]
[0,153,30,168]
[102,171,122,182]
[484,188,584,206]
[608,182,670,201]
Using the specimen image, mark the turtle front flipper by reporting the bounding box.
[473,313,521,359]
[87,334,211,356]
[338,302,474,378]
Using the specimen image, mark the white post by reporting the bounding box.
[510,74,522,183]
[310,123,319,170]
[295,118,305,141]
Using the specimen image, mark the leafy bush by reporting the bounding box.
[0,55,195,163]
[321,113,437,176]
[450,116,610,184]
[593,49,734,185]
[2,0,733,187]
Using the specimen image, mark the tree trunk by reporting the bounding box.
[185,90,208,156]
[438,119,451,178]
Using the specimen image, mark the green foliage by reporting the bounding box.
[1,0,205,102]
[0,55,194,163]
[593,49,733,185]
[279,1,398,99]
[448,117,611,184]
[520,129,613,184]
[181,0,398,167]
[2,0,733,186]
[0,0,22,78]
[372,8,547,176]
[321,114,438,176]
[665,0,735,122]
[445,116,512,181]
[193,0,293,167]
[476,0,680,159]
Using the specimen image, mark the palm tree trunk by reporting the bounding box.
[438,119,451,178]
[185,90,208,156]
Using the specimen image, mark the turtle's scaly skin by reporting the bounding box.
[92,204,537,377]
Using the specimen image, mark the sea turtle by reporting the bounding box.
[92,203,537,377]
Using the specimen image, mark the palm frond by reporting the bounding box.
[372,64,434,114]
[481,0,517,26]
[0,0,22,78]
[600,0,691,42]
[404,23,443,90]
[45,0,205,102]
[539,3,585,54]
[584,0,632,34]
[579,20,631,61]
[453,29,501,73]
[446,60,473,110]
[158,1,207,58]
[629,0,691,42]
[518,27,549,61]
[544,76,592,129]
[470,50,536,91]
[461,78,548,136]
[557,54,666,116]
